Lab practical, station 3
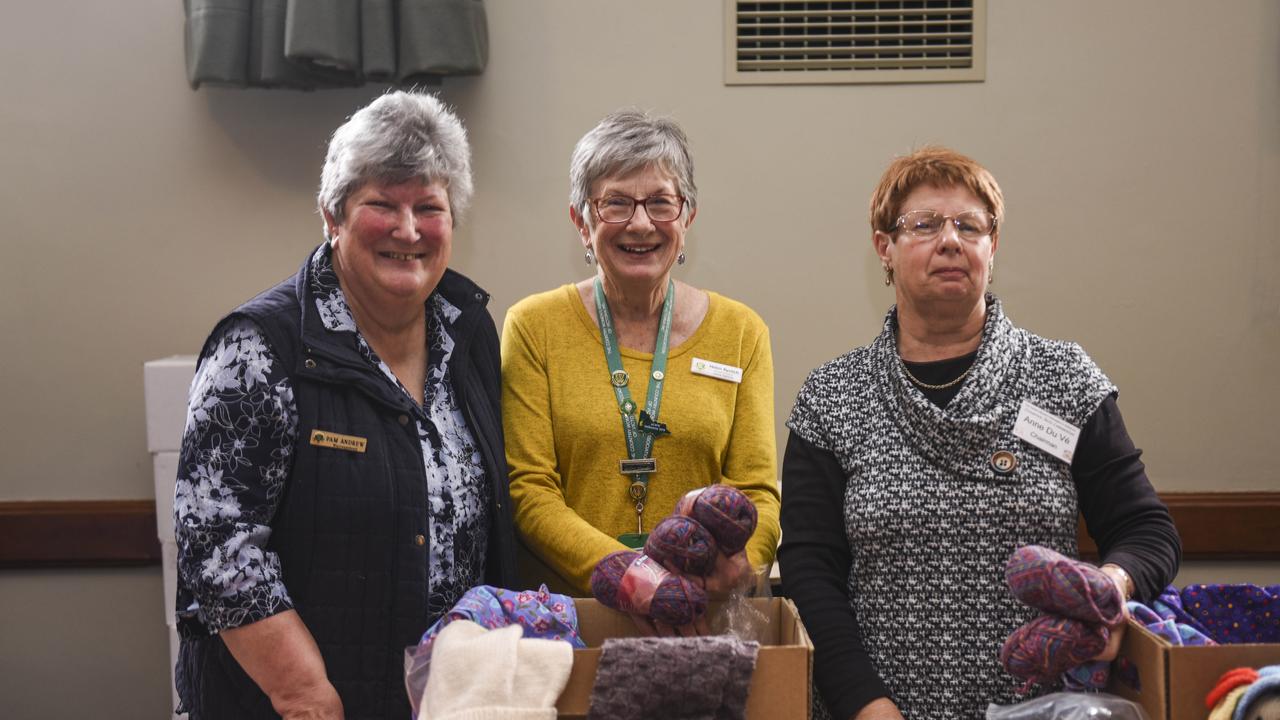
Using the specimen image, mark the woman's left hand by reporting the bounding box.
[1091,563,1133,662]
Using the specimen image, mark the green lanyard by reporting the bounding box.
[593,276,673,546]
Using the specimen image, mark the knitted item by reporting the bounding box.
[1208,668,1262,710]
[1235,666,1280,720]
[646,516,720,576]
[587,635,760,720]
[1211,686,1252,720]
[674,485,758,555]
[1000,614,1109,686]
[787,296,1117,716]
[590,551,707,626]
[420,620,573,720]
[1005,545,1123,625]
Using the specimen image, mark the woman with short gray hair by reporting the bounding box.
[174,91,515,719]
[501,110,781,626]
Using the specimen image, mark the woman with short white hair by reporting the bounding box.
[174,91,515,720]
[501,110,781,620]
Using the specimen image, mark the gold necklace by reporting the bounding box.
[900,359,971,390]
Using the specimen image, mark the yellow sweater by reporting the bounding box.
[501,284,781,594]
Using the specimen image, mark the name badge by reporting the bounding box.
[309,429,368,453]
[691,357,743,384]
[1012,399,1080,464]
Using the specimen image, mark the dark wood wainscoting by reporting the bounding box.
[1078,491,1280,561]
[1,492,1276,568]
[0,500,160,567]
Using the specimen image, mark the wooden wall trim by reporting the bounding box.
[0,500,160,568]
[0,492,1276,569]
[1078,491,1280,561]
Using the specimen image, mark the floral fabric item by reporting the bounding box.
[175,244,487,633]
[419,585,586,648]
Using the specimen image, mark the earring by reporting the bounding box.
[987,261,995,284]
[883,265,894,286]
[585,249,595,265]
[677,252,686,266]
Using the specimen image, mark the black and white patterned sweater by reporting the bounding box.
[787,296,1115,719]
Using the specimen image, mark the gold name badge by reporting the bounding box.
[309,429,368,453]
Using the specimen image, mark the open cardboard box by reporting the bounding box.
[1108,618,1280,720]
[555,597,813,719]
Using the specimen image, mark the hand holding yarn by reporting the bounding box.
[1000,545,1126,689]
[590,485,759,630]
[590,550,707,627]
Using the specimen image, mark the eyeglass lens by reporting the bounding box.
[899,210,994,240]
[597,195,682,223]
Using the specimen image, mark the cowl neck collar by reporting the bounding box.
[872,294,1029,481]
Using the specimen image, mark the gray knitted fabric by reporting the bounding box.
[787,296,1115,720]
[587,635,760,720]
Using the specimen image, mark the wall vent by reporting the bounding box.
[726,0,985,85]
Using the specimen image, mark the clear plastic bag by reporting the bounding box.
[707,561,775,643]
[986,692,1150,720]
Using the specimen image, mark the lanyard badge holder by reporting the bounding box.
[594,277,673,549]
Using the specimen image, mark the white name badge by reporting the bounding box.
[1012,399,1081,464]
[691,357,743,384]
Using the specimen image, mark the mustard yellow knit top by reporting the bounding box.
[501,284,781,594]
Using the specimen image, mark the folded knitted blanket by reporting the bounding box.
[587,635,760,720]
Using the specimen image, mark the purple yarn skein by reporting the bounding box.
[675,485,757,555]
[645,516,719,576]
[590,550,707,626]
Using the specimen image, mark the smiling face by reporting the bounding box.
[326,178,452,314]
[874,183,997,309]
[571,164,695,294]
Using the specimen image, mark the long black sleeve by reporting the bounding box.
[1073,394,1182,602]
[779,432,889,720]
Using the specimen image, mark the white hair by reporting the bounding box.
[318,91,473,235]
[569,109,697,225]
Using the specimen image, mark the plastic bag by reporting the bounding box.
[707,561,775,643]
[986,692,1150,720]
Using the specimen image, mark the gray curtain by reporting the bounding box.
[184,0,488,89]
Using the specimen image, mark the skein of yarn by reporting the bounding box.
[1001,614,1110,685]
[590,551,707,626]
[674,485,757,555]
[645,516,719,576]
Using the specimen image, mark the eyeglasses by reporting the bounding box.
[892,209,997,243]
[590,194,685,224]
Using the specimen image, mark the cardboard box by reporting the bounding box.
[555,597,813,719]
[1108,618,1280,720]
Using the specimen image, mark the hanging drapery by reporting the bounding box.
[184,0,488,89]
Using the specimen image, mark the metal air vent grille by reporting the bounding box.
[726,0,985,85]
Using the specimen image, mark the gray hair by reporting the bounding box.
[318,91,473,235]
[569,109,697,225]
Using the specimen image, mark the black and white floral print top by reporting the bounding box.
[175,245,489,633]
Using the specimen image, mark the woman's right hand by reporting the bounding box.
[852,697,905,720]
[701,550,753,596]
[627,611,710,638]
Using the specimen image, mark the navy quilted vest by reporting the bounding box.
[176,249,515,720]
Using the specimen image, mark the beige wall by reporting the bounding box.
[1,1,1277,717]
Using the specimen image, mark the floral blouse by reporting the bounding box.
[175,245,489,633]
